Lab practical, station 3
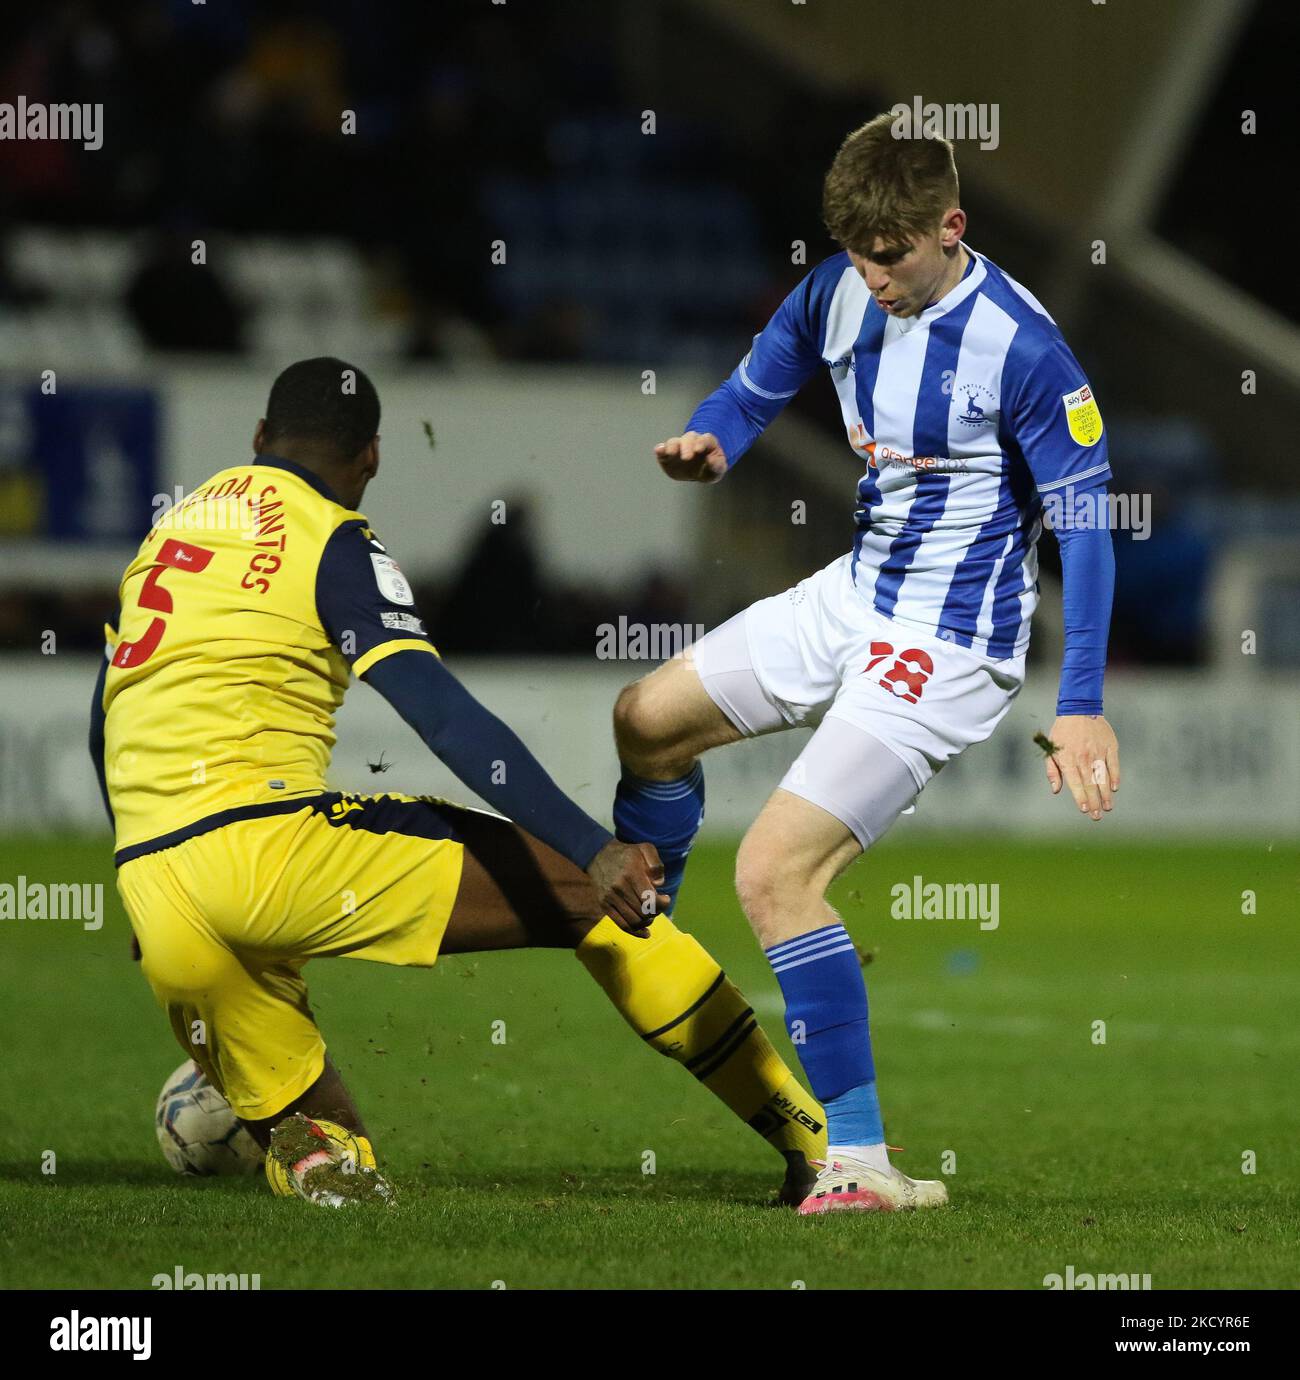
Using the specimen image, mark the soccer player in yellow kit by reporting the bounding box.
[91,357,826,1206]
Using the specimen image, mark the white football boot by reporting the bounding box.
[797,1155,949,1215]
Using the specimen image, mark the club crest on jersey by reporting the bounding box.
[954,382,997,427]
[1061,384,1103,447]
[370,553,414,605]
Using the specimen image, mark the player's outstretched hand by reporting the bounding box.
[587,840,670,933]
[1044,714,1120,822]
[655,432,728,483]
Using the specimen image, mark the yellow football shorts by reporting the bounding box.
[116,793,466,1120]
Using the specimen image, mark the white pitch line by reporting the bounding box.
[748,991,1290,1048]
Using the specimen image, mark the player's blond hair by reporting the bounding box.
[822,113,960,254]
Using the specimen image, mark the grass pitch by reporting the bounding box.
[0,832,1296,1290]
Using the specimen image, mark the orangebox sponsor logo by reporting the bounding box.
[849,432,969,473]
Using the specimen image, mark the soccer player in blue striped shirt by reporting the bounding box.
[612,114,1121,1214]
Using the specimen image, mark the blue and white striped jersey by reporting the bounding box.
[688,248,1112,670]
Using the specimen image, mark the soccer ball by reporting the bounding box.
[155,1059,262,1176]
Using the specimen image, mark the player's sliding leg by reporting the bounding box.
[122,790,822,1207]
[239,1056,365,1149]
[440,807,826,1202]
[735,722,948,1214]
[575,920,823,1203]
[120,868,395,1206]
[612,647,743,914]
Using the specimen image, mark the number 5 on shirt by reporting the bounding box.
[114,538,214,669]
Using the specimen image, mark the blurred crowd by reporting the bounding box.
[1,1,1290,666]
[0,0,812,366]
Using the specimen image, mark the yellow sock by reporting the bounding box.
[576,915,826,1164]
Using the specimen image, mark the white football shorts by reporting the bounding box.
[691,552,1027,847]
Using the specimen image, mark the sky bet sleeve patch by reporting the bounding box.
[370,552,414,605]
[1061,384,1104,447]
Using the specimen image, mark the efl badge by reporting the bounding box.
[371,552,414,605]
[1062,384,1103,447]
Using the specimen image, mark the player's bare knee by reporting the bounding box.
[613,679,675,774]
[734,841,796,941]
[611,679,642,747]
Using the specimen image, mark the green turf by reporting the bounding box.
[1,832,1297,1289]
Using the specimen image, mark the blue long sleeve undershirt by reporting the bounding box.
[1052,521,1114,716]
[686,373,775,471]
[363,650,613,871]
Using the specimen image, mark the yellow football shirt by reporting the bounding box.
[103,455,436,860]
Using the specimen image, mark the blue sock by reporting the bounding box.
[765,924,884,1146]
[822,1083,884,1145]
[613,763,704,913]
